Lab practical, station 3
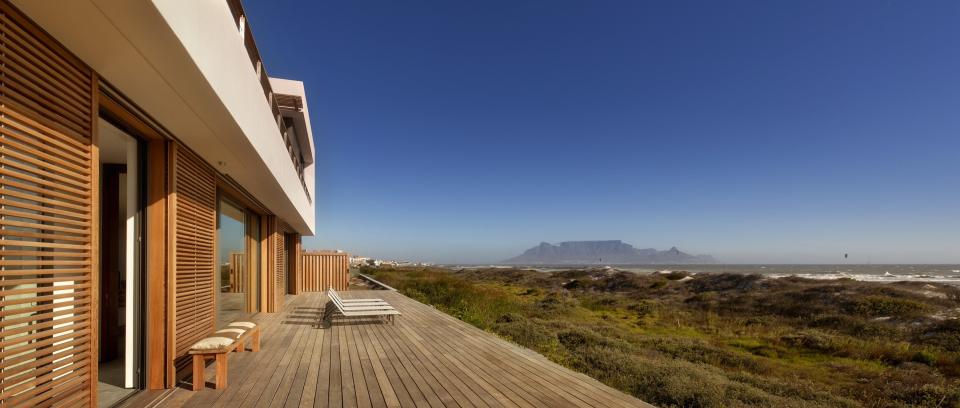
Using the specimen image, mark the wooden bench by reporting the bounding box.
[188,321,261,391]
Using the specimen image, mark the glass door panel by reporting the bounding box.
[216,198,247,327]
[246,213,261,313]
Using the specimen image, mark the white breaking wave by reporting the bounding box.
[768,273,960,284]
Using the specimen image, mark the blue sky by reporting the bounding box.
[246,1,960,264]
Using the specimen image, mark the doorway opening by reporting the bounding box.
[97,119,144,406]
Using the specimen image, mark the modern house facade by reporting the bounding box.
[0,0,316,406]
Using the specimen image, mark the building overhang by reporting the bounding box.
[13,0,317,235]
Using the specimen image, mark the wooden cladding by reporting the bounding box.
[170,144,216,359]
[0,1,97,406]
[297,252,349,292]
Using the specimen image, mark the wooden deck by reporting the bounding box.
[147,290,650,408]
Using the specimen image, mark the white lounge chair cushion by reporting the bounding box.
[215,328,246,339]
[229,321,257,329]
[190,336,235,351]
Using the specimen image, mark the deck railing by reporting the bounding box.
[226,0,311,203]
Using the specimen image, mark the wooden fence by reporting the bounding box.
[296,251,350,292]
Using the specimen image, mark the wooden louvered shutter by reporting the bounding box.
[276,229,285,308]
[170,144,216,362]
[266,215,283,313]
[289,234,301,295]
[0,1,97,407]
[267,219,286,313]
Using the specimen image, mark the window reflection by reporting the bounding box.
[217,198,248,327]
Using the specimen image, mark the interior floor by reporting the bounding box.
[98,348,136,408]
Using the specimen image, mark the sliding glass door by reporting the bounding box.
[247,212,261,312]
[216,197,261,326]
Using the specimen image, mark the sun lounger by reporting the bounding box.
[325,288,400,324]
[327,287,387,304]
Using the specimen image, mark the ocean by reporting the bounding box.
[452,264,960,285]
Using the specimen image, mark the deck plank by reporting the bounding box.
[280,311,321,408]
[313,323,334,407]
[356,320,411,408]
[294,307,325,408]
[347,321,387,408]
[163,290,651,408]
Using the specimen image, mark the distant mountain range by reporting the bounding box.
[502,240,716,265]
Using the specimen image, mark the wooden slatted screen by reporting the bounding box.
[0,1,97,406]
[289,234,301,295]
[298,252,349,292]
[275,232,284,307]
[267,220,287,312]
[170,144,216,360]
[263,216,282,313]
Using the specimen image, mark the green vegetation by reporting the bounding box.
[362,265,960,408]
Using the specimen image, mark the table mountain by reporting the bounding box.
[502,240,715,265]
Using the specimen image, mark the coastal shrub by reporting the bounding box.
[557,328,626,352]
[848,295,929,318]
[561,279,582,289]
[940,355,960,378]
[861,367,960,408]
[900,383,960,408]
[685,291,720,311]
[760,288,842,318]
[557,333,745,407]
[809,313,899,338]
[727,371,860,408]
[917,319,960,352]
[780,330,837,352]
[531,291,577,317]
[579,293,620,311]
[947,287,960,302]
[493,316,555,350]
[688,273,766,293]
[627,300,658,319]
[495,313,519,323]
[643,337,765,373]
[663,271,691,280]
[912,350,938,366]
[579,349,842,408]
[599,272,644,291]
[368,266,523,329]
[727,338,782,358]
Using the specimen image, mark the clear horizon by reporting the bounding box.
[247,1,960,265]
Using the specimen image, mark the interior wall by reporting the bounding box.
[97,118,142,393]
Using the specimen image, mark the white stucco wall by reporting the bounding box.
[151,0,316,233]
[13,0,317,235]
